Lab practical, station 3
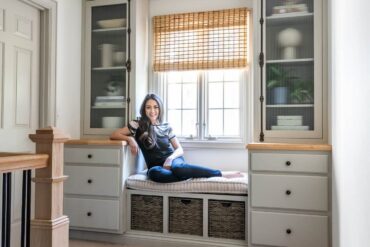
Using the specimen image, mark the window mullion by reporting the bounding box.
[198,72,204,140]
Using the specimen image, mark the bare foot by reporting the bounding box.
[222,172,244,179]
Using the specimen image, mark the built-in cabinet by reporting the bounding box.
[255,0,326,142]
[82,0,148,137]
[248,143,331,247]
[64,140,128,233]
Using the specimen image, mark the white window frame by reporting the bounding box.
[153,69,249,148]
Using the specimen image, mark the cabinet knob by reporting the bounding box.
[286,190,292,195]
[286,229,292,234]
[87,212,92,217]
[286,161,291,166]
[87,154,93,159]
[87,179,93,184]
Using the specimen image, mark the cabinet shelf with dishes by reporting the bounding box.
[255,0,326,141]
[84,0,129,134]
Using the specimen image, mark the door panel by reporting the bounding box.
[0,0,40,245]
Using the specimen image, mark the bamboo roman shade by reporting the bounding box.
[153,8,249,72]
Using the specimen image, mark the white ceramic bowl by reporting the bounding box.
[97,18,126,29]
[102,117,124,128]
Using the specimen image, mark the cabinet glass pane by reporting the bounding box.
[265,0,314,131]
[90,3,127,129]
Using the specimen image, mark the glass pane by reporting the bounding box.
[168,110,182,135]
[224,109,240,136]
[208,109,223,136]
[224,82,239,108]
[224,69,240,81]
[182,71,198,82]
[208,82,223,108]
[182,110,197,137]
[90,3,127,129]
[208,70,223,82]
[265,0,315,132]
[167,83,182,109]
[167,71,182,83]
[182,83,197,109]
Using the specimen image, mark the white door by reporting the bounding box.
[0,0,40,245]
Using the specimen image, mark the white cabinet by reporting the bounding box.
[64,140,128,233]
[248,143,331,247]
[254,0,327,142]
[82,0,148,137]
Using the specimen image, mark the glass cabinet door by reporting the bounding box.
[263,0,323,140]
[85,0,128,135]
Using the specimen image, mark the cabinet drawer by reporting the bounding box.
[65,197,120,231]
[251,174,328,211]
[251,211,328,247]
[64,166,120,197]
[65,147,121,165]
[251,153,328,173]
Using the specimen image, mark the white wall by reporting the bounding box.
[55,0,82,138]
[330,0,370,246]
[148,0,252,172]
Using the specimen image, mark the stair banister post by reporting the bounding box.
[29,127,70,247]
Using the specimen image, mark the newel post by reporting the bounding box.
[29,127,70,247]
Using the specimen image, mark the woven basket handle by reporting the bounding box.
[221,202,232,208]
[180,199,192,205]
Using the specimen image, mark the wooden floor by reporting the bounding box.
[70,240,140,247]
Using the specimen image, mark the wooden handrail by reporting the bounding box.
[0,153,48,173]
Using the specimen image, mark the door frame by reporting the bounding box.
[19,0,57,127]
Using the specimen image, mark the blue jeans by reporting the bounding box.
[147,157,222,183]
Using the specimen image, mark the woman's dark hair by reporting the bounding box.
[138,93,164,149]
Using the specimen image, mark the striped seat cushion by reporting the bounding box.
[126,171,248,194]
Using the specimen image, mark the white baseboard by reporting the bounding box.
[70,230,247,247]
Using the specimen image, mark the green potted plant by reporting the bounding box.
[290,79,314,104]
[267,65,298,104]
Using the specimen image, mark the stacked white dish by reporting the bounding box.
[94,96,125,107]
[271,115,309,130]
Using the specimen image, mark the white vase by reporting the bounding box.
[99,44,115,67]
[277,28,302,59]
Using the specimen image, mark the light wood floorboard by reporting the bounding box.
[70,240,141,247]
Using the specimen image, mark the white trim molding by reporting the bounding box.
[19,0,57,127]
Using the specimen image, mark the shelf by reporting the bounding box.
[91,105,126,109]
[266,12,313,25]
[266,104,314,108]
[92,27,127,33]
[92,66,126,71]
[266,58,314,64]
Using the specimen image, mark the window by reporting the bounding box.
[164,69,245,141]
[152,8,250,143]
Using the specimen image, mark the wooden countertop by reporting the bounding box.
[247,143,332,151]
[66,139,127,146]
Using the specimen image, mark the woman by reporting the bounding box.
[111,93,238,183]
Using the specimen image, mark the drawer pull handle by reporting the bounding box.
[87,154,93,159]
[181,199,191,205]
[221,202,232,208]
[87,212,92,217]
[286,229,292,234]
[87,179,93,184]
[286,161,291,166]
[286,190,292,195]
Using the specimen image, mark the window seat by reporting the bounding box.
[126,171,248,194]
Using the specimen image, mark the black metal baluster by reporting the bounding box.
[26,170,31,247]
[21,170,32,247]
[2,173,11,247]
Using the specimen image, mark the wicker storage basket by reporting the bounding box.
[169,197,203,236]
[208,200,246,240]
[131,194,163,232]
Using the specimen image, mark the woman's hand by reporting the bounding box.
[163,157,173,170]
[128,137,139,155]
